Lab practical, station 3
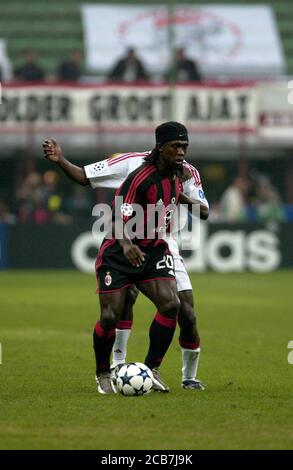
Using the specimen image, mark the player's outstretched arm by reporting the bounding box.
[42,138,89,186]
[178,192,209,220]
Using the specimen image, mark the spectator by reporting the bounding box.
[208,202,222,223]
[219,177,248,223]
[42,170,61,211]
[15,170,72,225]
[108,47,148,82]
[56,50,82,82]
[14,48,45,82]
[41,170,73,224]
[66,186,91,221]
[0,199,17,224]
[15,172,48,223]
[254,175,285,223]
[166,47,201,82]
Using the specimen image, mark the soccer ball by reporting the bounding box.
[116,362,154,396]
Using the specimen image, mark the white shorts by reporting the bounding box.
[173,256,192,292]
[164,235,192,292]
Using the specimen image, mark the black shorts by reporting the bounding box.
[96,239,175,293]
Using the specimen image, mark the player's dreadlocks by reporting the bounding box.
[144,147,160,165]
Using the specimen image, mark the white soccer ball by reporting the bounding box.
[116,362,154,396]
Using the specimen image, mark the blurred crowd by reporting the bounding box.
[0,170,93,226]
[0,169,289,226]
[209,175,286,223]
[0,46,202,84]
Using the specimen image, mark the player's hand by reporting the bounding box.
[123,243,146,268]
[180,164,192,183]
[42,138,63,163]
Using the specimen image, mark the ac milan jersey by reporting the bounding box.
[84,151,209,254]
[112,162,180,248]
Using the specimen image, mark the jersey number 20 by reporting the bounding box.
[156,255,174,270]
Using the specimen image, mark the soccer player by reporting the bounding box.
[83,152,209,391]
[43,122,209,392]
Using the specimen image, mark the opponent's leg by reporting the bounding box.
[138,279,180,392]
[173,255,205,389]
[111,286,138,371]
[178,289,205,390]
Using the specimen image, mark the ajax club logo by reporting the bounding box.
[117,7,242,68]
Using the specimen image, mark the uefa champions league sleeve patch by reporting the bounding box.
[93,162,106,172]
[120,203,134,217]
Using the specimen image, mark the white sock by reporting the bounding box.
[181,347,201,381]
[111,329,131,367]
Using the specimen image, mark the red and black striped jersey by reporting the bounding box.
[112,162,180,248]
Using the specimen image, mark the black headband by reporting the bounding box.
[155,121,189,145]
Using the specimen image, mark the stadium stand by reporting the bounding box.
[0,0,292,78]
[0,0,83,75]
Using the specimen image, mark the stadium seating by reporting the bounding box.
[0,0,292,77]
[0,0,83,76]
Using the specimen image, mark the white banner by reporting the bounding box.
[81,4,285,77]
[258,81,293,141]
[0,84,256,131]
[2,82,293,149]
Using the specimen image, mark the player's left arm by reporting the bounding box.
[179,164,209,220]
[178,192,209,220]
[83,153,134,189]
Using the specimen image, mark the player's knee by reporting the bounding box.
[178,303,196,327]
[160,295,180,317]
[100,307,119,330]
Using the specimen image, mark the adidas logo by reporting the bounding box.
[168,270,175,276]
[157,199,164,205]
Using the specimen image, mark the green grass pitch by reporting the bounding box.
[0,270,293,450]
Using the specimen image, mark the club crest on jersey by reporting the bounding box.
[105,272,112,286]
[120,203,134,217]
[171,197,176,204]
[164,209,174,227]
